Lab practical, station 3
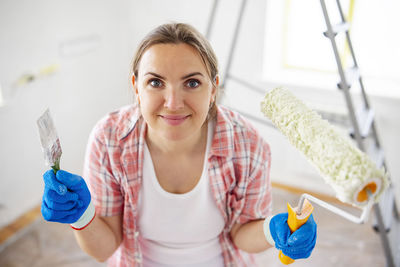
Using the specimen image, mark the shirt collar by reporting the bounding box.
[209,106,235,159]
[117,104,141,140]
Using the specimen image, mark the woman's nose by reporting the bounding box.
[164,88,184,110]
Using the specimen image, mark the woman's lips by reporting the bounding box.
[160,115,189,126]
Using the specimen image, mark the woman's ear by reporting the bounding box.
[214,75,219,87]
[132,75,140,105]
[132,75,137,93]
[211,75,219,100]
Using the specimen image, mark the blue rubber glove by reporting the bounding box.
[269,212,317,260]
[42,169,92,224]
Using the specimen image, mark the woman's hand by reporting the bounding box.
[268,213,317,259]
[42,169,94,228]
[42,169,122,261]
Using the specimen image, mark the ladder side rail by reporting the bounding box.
[335,0,385,150]
[373,203,396,267]
[320,0,364,151]
[335,0,360,68]
[320,0,347,90]
[342,86,365,150]
[220,0,247,90]
[370,120,383,156]
[343,33,372,112]
[205,0,219,39]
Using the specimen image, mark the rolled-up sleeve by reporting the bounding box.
[236,134,272,225]
[83,123,124,217]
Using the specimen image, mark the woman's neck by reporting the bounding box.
[146,123,208,156]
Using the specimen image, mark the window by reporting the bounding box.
[263,0,400,98]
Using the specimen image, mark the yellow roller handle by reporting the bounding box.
[279,199,314,265]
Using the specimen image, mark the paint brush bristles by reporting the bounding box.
[37,109,62,173]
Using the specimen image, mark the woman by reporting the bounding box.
[41,23,317,266]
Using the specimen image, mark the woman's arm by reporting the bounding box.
[230,220,272,253]
[73,214,123,262]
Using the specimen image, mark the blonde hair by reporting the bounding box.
[132,23,219,119]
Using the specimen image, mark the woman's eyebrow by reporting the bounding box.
[181,72,204,79]
[144,72,165,79]
[144,72,204,80]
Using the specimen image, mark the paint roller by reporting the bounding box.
[260,87,389,264]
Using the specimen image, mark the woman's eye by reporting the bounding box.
[186,79,200,88]
[149,79,163,88]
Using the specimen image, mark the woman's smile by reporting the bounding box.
[159,114,191,126]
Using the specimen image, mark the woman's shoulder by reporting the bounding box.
[91,104,141,142]
[214,105,270,155]
[216,105,260,138]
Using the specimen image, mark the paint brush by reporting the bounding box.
[37,109,62,174]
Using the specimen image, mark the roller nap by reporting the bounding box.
[261,87,388,206]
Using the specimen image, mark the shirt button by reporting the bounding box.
[134,231,139,238]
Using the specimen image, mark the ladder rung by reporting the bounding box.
[368,143,385,169]
[349,107,375,139]
[373,186,394,232]
[323,22,350,37]
[358,107,375,138]
[337,67,360,89]
[361,108,374,137]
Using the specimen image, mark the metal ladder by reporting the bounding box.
[320,0,399,266]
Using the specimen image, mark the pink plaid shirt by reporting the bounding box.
[83,104,272,266]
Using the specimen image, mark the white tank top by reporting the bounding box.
[138,122,225,267]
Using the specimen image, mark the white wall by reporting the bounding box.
[0,0,399,228]
[0,0,134,227]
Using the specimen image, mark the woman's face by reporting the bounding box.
[135,43,216,142]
